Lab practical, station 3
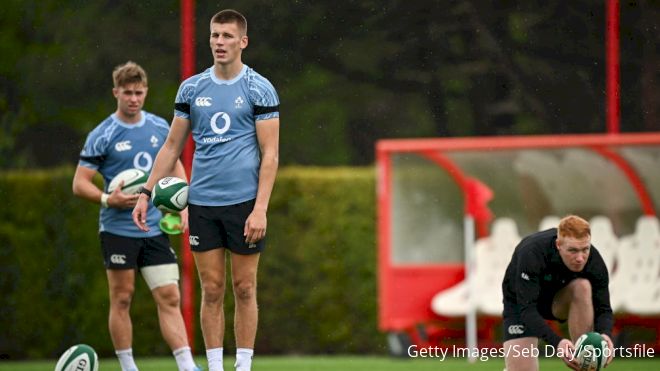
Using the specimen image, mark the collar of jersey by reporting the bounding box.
[112,111,146,128]
[209,64,247,85]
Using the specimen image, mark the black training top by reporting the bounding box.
[502,228,613,347]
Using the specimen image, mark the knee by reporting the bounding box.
[569,278,592,301]
[111,290,133,311]
[154,285,181,308]
[201,279,226,305]
[233,279,256,302]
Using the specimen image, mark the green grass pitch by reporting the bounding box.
[1,356,659,370]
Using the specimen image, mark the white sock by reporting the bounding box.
[116,348,138,371]
[206,347,224,371]
[173,346,196,371]
[235,348,254,371]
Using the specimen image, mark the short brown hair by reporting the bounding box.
[210,9,247,34]
[112,61,147,88]
[557,215,591,240]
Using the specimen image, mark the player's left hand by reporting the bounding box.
[601,333,614,367]
[244,209,266,244]
[557,338,580,370]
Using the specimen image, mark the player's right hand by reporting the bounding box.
[558,338,580,370]
[107,180,139,209]
[132,194,150,232]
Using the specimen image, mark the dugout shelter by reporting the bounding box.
[376,133,660,355]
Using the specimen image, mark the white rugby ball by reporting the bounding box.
[55,344,99,371]
[108,168,149,194]
[152,177,189,212]
[574,332,607,371]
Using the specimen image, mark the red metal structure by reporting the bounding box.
[180,0,196,350]
[606,0,620,134]
[377,133,660,353]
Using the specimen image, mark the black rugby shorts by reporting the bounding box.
[187,199,265,255]
[100,232,176,269]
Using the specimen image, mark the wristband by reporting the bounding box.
[100,193,110,208]
[139,186,152,198]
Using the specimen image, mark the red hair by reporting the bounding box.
[557,215,591,241]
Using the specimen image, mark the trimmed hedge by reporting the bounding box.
[0,167,385,359]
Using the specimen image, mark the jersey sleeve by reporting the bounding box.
[151,115,171,136]
[174,80,196,120]
[515,247,563,347]
[249,75,280,121]
[78,126,110,170]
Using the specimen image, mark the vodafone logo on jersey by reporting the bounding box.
[210,112,231,135]
[202,111,233,144]
[133,151,153,171]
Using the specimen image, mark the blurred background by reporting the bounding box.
[1,0,657,169]
[1,0,659,366]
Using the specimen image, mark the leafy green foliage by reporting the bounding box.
[0,167,381,358]
[1,1,657,168]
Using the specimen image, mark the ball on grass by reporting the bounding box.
[54,344,98,371]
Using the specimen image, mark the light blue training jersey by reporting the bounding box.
[174,64,279,206]
[78,111,168,237]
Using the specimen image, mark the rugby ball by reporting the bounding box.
[55,344,98,371]
[574,332,607,371]
[108,168,149,194]
[152,177,189,212]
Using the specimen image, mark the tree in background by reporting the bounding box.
[1,0,657,168]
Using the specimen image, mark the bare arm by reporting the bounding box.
[173,158,188,182]
[144,116,191,191]
[133,116,191,231]
[72,165,137,209]
[244,117,279,243]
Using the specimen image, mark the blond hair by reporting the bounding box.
[557,215,591,241]
[112,61,148,88]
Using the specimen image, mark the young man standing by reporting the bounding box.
[132,10,279,371]
[501,215,614,370]
[73,61,198,371]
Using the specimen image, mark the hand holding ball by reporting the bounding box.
[152,177,189,212]
[108,169,149,194]
[574,332,608,371]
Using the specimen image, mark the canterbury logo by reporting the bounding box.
[195,97,212,107]
[110,254,127,264]
[508,325,525,335]
[521,272,530,281]
[74,359,88,370]
[115,141,132,152]
[189,235,199,246]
